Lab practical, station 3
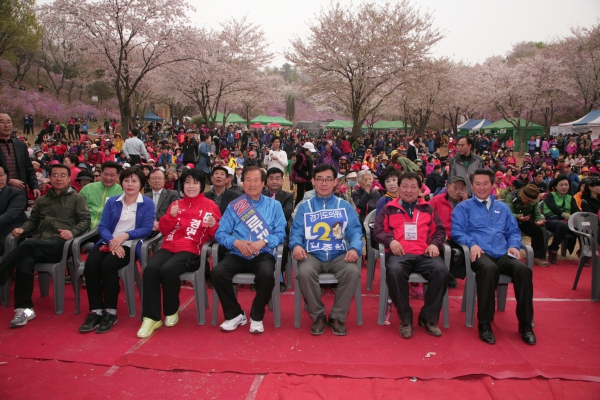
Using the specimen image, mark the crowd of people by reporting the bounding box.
[2,110,600,346]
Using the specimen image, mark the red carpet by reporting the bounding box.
[0,259,599,398]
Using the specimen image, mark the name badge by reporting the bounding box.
[405,222,418,241]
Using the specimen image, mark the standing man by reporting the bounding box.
[0,163,90,328]
[0,114,39,198]
[452,169,536,345]
[290,164,363,335]
[197,134,212,176]
[211,166,287,333]
[144,169,178,232]
[448,136,485,197]
[374,172,449,339]
[123,129,148,165]
[182,129,198,166]
[265,137,288,173]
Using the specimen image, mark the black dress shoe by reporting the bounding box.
[448,275,458,288]
[96,312,118,334]
[310,313,327,335]
[79,312,103,333]
[328,317,348,336]
[478,321,495,344]
[279,283,287,293]
[519,322,537,345]
[399,323,413,339]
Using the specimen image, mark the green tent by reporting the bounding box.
[249,115,294,126]
[482,118,544,152]
[371,120,410,130]
[201,113,246,125]
[324,120,367,130]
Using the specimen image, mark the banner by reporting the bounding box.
[304,208,348,253]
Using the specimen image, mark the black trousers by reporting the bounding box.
[211,253,275,321]
[385,254,449,325]
[129,154,142,165]
[471,253,534,323]
[0,239,64,309]
[294,181,313,207]
[84,246,131,311]
[518,221,546,259]
[142,249,195,321]
[546,219,575,253]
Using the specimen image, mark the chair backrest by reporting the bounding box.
[568,212,598,257]
[364,209,376,248]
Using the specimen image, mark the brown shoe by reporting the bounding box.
[548,250,558,265]
[418,317,442,337]
[310,313,327,335]
[534,258,549,267]
[399,323,413,339]
[328,317,348,336]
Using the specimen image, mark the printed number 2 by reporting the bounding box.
[313,222,331,241]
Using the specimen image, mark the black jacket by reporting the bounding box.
[144,189,179,220]
[0,138,38,192]
[205,188,243,216]
[0,185,28,254]
[181,138,198,163]
[262,188,294,222]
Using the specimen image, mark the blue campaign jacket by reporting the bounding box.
[95,194,156,257]
[290,193,363,262]
[215,194,286,260]
[451,196,521,259]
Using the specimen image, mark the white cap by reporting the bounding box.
[122,163,131,168]
[224,166,234,176]
[302,142,317,153]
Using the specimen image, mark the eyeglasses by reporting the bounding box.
[314,177,335,184]
[51,173,68,178]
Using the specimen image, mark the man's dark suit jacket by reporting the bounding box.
[144,189,179,220]
[262,188,294,222]
[204,188,242,216]
[0,185,28,254]
[0,138,38,192]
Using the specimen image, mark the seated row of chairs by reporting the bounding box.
[1,213,598,328]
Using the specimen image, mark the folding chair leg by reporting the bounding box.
[53,271,65,315]
[38,272,51,297]
[211,290,219,326]
[294,279,302,328]
[496,285,508,312]
[442,289,449,329]
[354,283,363,326]
[1,279,11,308]
[573,258,587,290]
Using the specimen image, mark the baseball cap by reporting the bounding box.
[447,176,466,185]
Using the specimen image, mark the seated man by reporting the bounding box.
[263,167,294,292]
[428,175,469,288]
[204,166,242,216]
[0,163,28,255]
[452,169,536,345]
[211,166,287,333]
[290,164,363,336]
[79,161,123,230]
[144,168,178,233]
[0,163,90,328]
[505,184,548,266]
[374,172,449,339]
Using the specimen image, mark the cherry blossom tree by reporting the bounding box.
[172,18,271,130]
[50,0,194,133]
[286,1,442,137]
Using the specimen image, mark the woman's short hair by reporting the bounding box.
[119,166,147,187]
[357,170,372,182]
[180,168,206,192]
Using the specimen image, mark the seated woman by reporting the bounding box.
[79,166,155,334]
[137,168,221,338]
[542,174,581,264]
[352,169,381,227]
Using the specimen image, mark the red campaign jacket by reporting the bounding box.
[158,193,221,255]
[427,193,453,239]
[374,197,446,255]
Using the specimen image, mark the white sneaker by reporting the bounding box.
[220,313,247,331]
[249,318,264,334]
[10,308,36,328]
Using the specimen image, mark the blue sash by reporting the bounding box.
[230,195,271,241]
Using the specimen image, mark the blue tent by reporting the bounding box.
[458,119,492,133]
[143,111,163,122]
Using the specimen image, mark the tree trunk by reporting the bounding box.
[119,100,133,135]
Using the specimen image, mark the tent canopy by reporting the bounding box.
[484,118,543,131]
[143,111,162,122]
[324,120,367,129]
[204,113,246,125]
[371,120,409,130]
[250,115,293,126]
[458,119,492,132]
[482,118,544,151]
[560,110,600,127]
